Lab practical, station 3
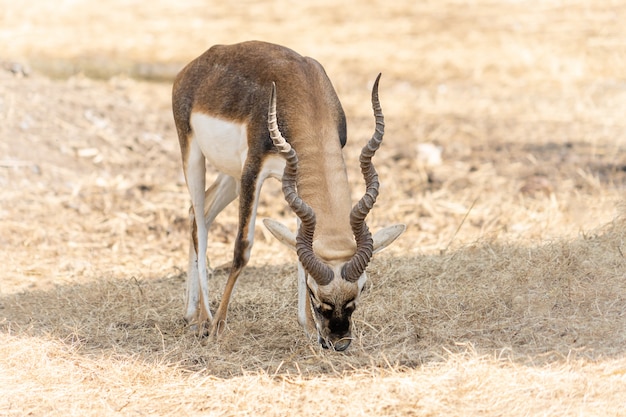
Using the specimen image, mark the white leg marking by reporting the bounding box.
[184,139,212,324]
[185,209,200,322]
[203,174,239,229]
[184,173,238,322]
[184,113,248,325]
[297,261,308,329]
[294,217,311,330]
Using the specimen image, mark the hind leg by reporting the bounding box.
[184,150,238,327]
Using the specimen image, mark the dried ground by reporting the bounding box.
[1,0,626,416]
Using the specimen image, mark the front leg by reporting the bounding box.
[209,156,267,337]
[209,240,248,337]
[298,261,317,336]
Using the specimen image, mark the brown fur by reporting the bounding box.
[172,41,358,342]
[172,41,353,249]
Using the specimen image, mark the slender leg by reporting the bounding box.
[298,266,317,336]
[182,140,211,329]
[184,173,238,325]
[295,216,314,334]
[184,211,201,322]
[210,158,267,336]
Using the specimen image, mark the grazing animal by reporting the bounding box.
[172,41,405,351]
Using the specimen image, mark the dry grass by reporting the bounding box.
[1,0,626,415]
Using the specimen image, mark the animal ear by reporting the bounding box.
[372,224,406,254]
[262,218,297,251]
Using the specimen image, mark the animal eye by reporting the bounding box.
[343,301,356,314]
[316,302,334,319]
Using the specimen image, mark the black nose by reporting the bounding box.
[333,338,351,351]
[318,335,352,351]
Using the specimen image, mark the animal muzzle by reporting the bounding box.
[318,334,353,351]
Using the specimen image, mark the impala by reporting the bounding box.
[172,41,405,351]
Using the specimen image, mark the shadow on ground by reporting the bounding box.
[2,219,624,377]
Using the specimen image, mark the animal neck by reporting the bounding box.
[294,132,356,262]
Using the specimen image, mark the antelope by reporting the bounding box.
[172,41,405,351]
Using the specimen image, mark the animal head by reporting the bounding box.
[264,220,404,350]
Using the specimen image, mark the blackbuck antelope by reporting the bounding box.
[172,41,405,351]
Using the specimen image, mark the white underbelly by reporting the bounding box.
[262,154,286,181]
[189,112,286,181]
[190,112,248,178]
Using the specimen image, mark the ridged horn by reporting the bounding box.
[341,73,383,282]
[268,83,334,286]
